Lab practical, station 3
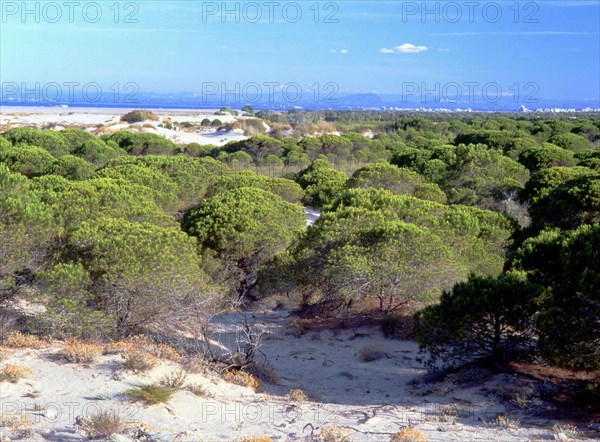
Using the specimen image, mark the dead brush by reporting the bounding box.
[106,335,181,362]
[249,362,279,385]
[286,388,308,402]
[223,370,261,390]
[319,425,352,442]
[0,411,33,435]
[60,341,103,363]
[3,331,44,349]
[390,428,428,442]
[0,364,33,383]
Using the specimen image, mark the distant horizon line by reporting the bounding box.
[2,102,600,114]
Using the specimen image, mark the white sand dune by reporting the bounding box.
[0,106,246,147]
[0,310,582,441]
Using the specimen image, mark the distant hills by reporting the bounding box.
[1,87,599,112]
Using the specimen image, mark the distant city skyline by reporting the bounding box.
[1,1,599,106]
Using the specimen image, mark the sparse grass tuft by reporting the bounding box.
[159,369,188,389]
[126,383,175,405]
[186,382,214,398]
[80,409,126,439]
[122,350,157,373]
[358,343,386,362]
[390,428,428,442]
[223,370,261,390]
[32,403,46,412]
[0,364,33,383]
[60,341,103,363]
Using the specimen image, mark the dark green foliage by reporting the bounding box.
[296,157,348,207]
[454,129,520,150]
[261,188,513,308]
[95,164,179,211]
[519,144,576,172]
[1,145,56,177]
[106,155,227,207]
[45,155,95,180]
[183,187,305,298]
[549,133,589,152]
[392,142,529,210]
[349,162,447,203]
[34,263,114,339]
[57,128,95,151]
[103,131,178,156]
[2,127,69,157]
[66,217,214,335]
[526,170,600,230]
[225,135,283,162]
[444,144,530,210]
[0,164,55,296]
[72,138,126,167]
[513,225,599,370]
[206,171,304,203]
[32,176,175,230]
[414,272,541,368]
[184,187,305,264]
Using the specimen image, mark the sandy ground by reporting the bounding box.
[302,208,321,227]
[1,310,594,441]
[0,106,247,147]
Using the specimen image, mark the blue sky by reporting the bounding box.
[1,1,599,104]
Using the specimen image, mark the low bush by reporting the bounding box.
[121,110,159,123]
[126,384,175,405]
[381,314,414,339]
[159,369,188,389]
[79,409,126,439]
[358,344,386,362]
[122,350,157,373]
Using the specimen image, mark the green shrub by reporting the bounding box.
[126,384,175,405]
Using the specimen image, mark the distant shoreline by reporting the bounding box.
[1,102,599,114]
[0,105,224,115]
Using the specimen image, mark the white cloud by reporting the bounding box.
[379,43,428,54]
[330,49,349,54]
